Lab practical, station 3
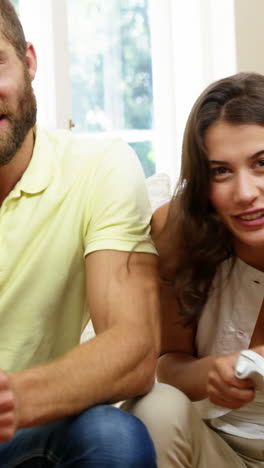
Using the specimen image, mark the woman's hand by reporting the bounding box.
[251,345,264,358]
[207,352,255,409]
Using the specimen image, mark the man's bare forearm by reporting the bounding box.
[11,319,159,429]
[9,251,161,430]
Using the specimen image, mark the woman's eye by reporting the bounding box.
[209,166,229,178]
[256,159,264,167]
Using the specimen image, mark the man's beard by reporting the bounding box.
[0,68,37,167]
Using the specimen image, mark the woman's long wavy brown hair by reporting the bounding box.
[164,72,264,323]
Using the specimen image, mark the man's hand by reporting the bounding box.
[0,371,17,442]
[207,352,255,409]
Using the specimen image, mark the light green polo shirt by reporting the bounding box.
[0,126,156,373]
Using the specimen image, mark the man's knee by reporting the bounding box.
[62,404,157,467]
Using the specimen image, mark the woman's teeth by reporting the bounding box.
[239,212,264,221]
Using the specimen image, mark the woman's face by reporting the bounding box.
[205,121,264,261]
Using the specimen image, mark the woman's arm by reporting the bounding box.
[152,203,213,400]
[152,203,255,407]
[157,269,215,401]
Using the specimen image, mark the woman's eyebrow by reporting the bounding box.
[249,149,264,159]
[209,150,264,165]
[209,159,228,165]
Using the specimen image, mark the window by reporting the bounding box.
[67,0,155,176]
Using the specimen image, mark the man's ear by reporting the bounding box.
[25,42,37,81]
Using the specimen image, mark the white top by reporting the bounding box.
[194,258,264,438]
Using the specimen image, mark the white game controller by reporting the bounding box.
[234,349,264,391]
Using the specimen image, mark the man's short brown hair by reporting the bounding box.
[0,0,27,62]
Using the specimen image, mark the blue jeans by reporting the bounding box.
[0,404,157,467]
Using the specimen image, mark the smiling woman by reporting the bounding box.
[161,72,264,320]
[206,122,264,268]
[125,71,264,468]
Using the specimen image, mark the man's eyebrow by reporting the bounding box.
[209,150,264,165]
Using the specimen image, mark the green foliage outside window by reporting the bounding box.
[68,0,152,132]
[120,0,153,130]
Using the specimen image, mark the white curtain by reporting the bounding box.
[150,0,236,184]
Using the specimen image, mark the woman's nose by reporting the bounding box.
[233,172,259,206]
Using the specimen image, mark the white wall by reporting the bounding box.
[19,0,72,129]
[235,0,264,74]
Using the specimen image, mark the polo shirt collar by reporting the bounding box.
[18,125,56,195]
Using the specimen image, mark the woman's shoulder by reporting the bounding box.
[151,200,181,280]
[151,201,171,239]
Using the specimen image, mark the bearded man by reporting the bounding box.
[0,1,160,466]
